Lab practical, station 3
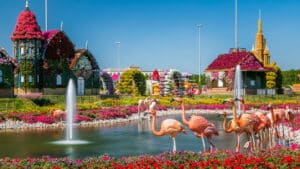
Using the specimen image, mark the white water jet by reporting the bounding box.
[66,79,76,140]
[234,65,243,116]
[51,79,90,145]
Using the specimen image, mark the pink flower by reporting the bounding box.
[290,143,298,150]
[102,155,110,161]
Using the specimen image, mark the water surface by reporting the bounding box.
[0,114,242,159]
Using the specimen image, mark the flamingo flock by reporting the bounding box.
[142,97,296,153]
[222,97,296,152]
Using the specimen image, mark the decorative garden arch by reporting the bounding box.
[100,71,114,95]
[118,68,146,96]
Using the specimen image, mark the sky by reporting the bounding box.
[0,0,299,74]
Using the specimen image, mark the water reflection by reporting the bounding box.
[137,116,151,133]
[0,114,243,159]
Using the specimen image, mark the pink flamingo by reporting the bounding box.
[138,97,157,118]
[239,98,269,150]
[149,101,186,152]
[173,97,218,152]
[222,98,259,152]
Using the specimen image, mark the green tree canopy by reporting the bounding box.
[282,69,300,87]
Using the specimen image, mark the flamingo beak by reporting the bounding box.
[170,97,183,103]
[170,98,175,102]
[234,98,240,101]
[222,99,230,104]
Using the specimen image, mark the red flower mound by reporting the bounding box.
[206,49,266,71]
[11,9,44,40]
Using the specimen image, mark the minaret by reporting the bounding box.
[11,1,44,93]
[263,45,270,65]
[254,10,265,63]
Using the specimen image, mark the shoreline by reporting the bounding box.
[0,109,299,145]
[0,109,223,132]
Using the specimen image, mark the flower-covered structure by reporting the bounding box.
[100,71,114,95]
[158,69,184,96]
[118,68,146,96]
[10,2,101,96]
[0,48,16,97]
[42,30,75,89]
[69,49,100,95]
[11,4,44,94]
[204,16,281,95]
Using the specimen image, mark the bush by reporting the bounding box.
[32,98,53,106]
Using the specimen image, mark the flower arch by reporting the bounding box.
[118,69,146,96]
[100,71,114,95]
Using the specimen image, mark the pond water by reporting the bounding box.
[0,114,244,159]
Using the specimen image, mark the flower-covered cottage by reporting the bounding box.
[205,48,271,95]
[10,2,100,96]
[205,16,280,95]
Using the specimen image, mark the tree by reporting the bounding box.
[190,74,206,88]
[281,69,300,86]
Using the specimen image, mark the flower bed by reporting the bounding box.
[0,146,298,168]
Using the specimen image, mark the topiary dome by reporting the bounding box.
[11,8,44,40]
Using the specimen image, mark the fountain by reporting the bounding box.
[66,79,76,141]
[51,79,90,145]
[234,65,243,116]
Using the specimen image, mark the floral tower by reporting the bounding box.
[11,1,44,94]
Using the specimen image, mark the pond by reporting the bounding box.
[0,114,244,159]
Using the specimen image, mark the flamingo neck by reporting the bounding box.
[232,103,238,121]
[223,114,234,133]
[270,107,276,124]
[242,102,246,114]
[181,102,189,127]
[151,114,164,136]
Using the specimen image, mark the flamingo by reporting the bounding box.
[138,97,157,119]
[52,109,65,121]
[173,97,218,152]
[268,105,295,145]
[222,98,259,152]
[149,102,186,152]
[266,104,285,146]
[239,98,269,150]
[284,106,296,138]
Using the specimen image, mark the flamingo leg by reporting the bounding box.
[281,124,285,145]
[172,137,176,152]
[208,139,215,153]
[251,132,256,151]
[259,132,263,150]
[236,134,240,152]
[270,128,273,148]
[201,135,206,152]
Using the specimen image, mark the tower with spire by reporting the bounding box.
[11,1,44,93]
[251,11,270,66]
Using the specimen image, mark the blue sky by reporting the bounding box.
[0,0,299,73]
